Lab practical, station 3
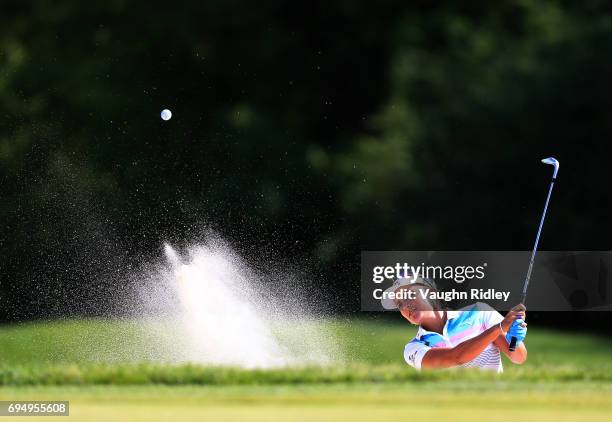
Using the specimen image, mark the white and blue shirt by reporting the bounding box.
[404,302,504,372]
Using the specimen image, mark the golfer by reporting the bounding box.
[381,273,527,372]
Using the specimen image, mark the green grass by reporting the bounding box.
[1,383,612,421]
[0,317,611,385]
[1,318,611,420]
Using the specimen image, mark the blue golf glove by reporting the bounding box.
[506,319,527,346]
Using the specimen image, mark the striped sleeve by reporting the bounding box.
[404,339,431,370]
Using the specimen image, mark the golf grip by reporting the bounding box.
[508,336,518,352]
[508,298,525,352]
[508,298,524,352]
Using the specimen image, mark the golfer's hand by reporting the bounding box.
[500,304,526,333]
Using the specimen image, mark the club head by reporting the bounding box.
[541,157,559,178]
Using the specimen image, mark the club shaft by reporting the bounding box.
[520,177,556,303]
[511,161,558,352]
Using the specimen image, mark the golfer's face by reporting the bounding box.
[395,285,434,325]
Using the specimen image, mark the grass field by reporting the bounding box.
[0,317,611,420]
[2,383,612,422]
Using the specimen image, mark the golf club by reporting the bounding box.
[509,157,560,352]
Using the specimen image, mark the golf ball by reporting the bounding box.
[161,109,172,121]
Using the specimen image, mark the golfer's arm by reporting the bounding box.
[421,324,503,369]
[494,335,528,364]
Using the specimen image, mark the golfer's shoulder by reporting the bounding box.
[452,302,501,326]
[470,302,504,325]
[406,328,445,349]
[404,328,428,350]
[403,334,432,369]
[406,335,427,347]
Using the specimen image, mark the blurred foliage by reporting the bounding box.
[1,1,612,319]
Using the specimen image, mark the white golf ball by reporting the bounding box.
[161,109,172,121]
